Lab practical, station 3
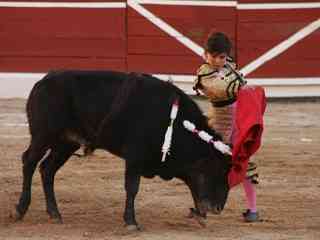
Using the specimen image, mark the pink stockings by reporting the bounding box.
[231,102,258,213]
[243,178,257,213]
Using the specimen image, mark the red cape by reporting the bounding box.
[228,86,267,188]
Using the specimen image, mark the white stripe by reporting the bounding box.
[154,74,320,85]
[240,18,320,76]
[128,0,204,56]
[0,2,126,8]
[0,113,26,117]
[0,72,43,98]
[2,72,320,85]
[134,0,236,7]
[3,123,28,127]
[238,3,320,10]
[1,72,320,98]
[4,1,319,9]
[153,75,320,97]
[0,135,30,139]
[247,78,320,86]
[134,1,320,9]
[0,72,45,79]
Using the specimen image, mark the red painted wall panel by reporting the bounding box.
[127,8,195,56]
[128,36,196,56]
[127,55,200,75]
[148,5,236,46]
[237,8,320,77]
[0,1,319,81]
[245,31,320,77]
[127,4,236,74]
[0,57,125,72]
[0,7,126,72]
[128,17,168,37]
[129,4,236,48]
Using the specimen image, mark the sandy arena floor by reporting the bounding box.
[0,98,319,240]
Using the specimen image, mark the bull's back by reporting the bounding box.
[26,70,128,137]
[26,70,214,161]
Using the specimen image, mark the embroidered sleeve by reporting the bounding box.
[194,62,246,104]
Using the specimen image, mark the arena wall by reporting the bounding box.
[0,0,319,98]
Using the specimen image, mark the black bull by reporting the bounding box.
[15,70,231,229]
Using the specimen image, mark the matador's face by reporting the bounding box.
[204,52,227,70]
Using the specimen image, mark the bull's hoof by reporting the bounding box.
[49,216,63,224]
[187,208,207,228]
[210,208,222,215]
[125,224,142,231]
[14,206,25,222]
[48,211,63,224]
[195,216,207,228]
[13,211,23,222]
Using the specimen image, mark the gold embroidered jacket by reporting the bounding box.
[193,60,246,106]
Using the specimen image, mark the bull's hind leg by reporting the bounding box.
[39,141,80,223]
[16,139,49,221]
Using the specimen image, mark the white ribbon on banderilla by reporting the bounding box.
[161,98,179,162]
[161,98,232,162]
[183,120,232,156]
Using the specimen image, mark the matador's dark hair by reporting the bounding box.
[204,32,232,55]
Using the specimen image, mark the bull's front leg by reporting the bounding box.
[180,175,208,227]
[123,167,141,230]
